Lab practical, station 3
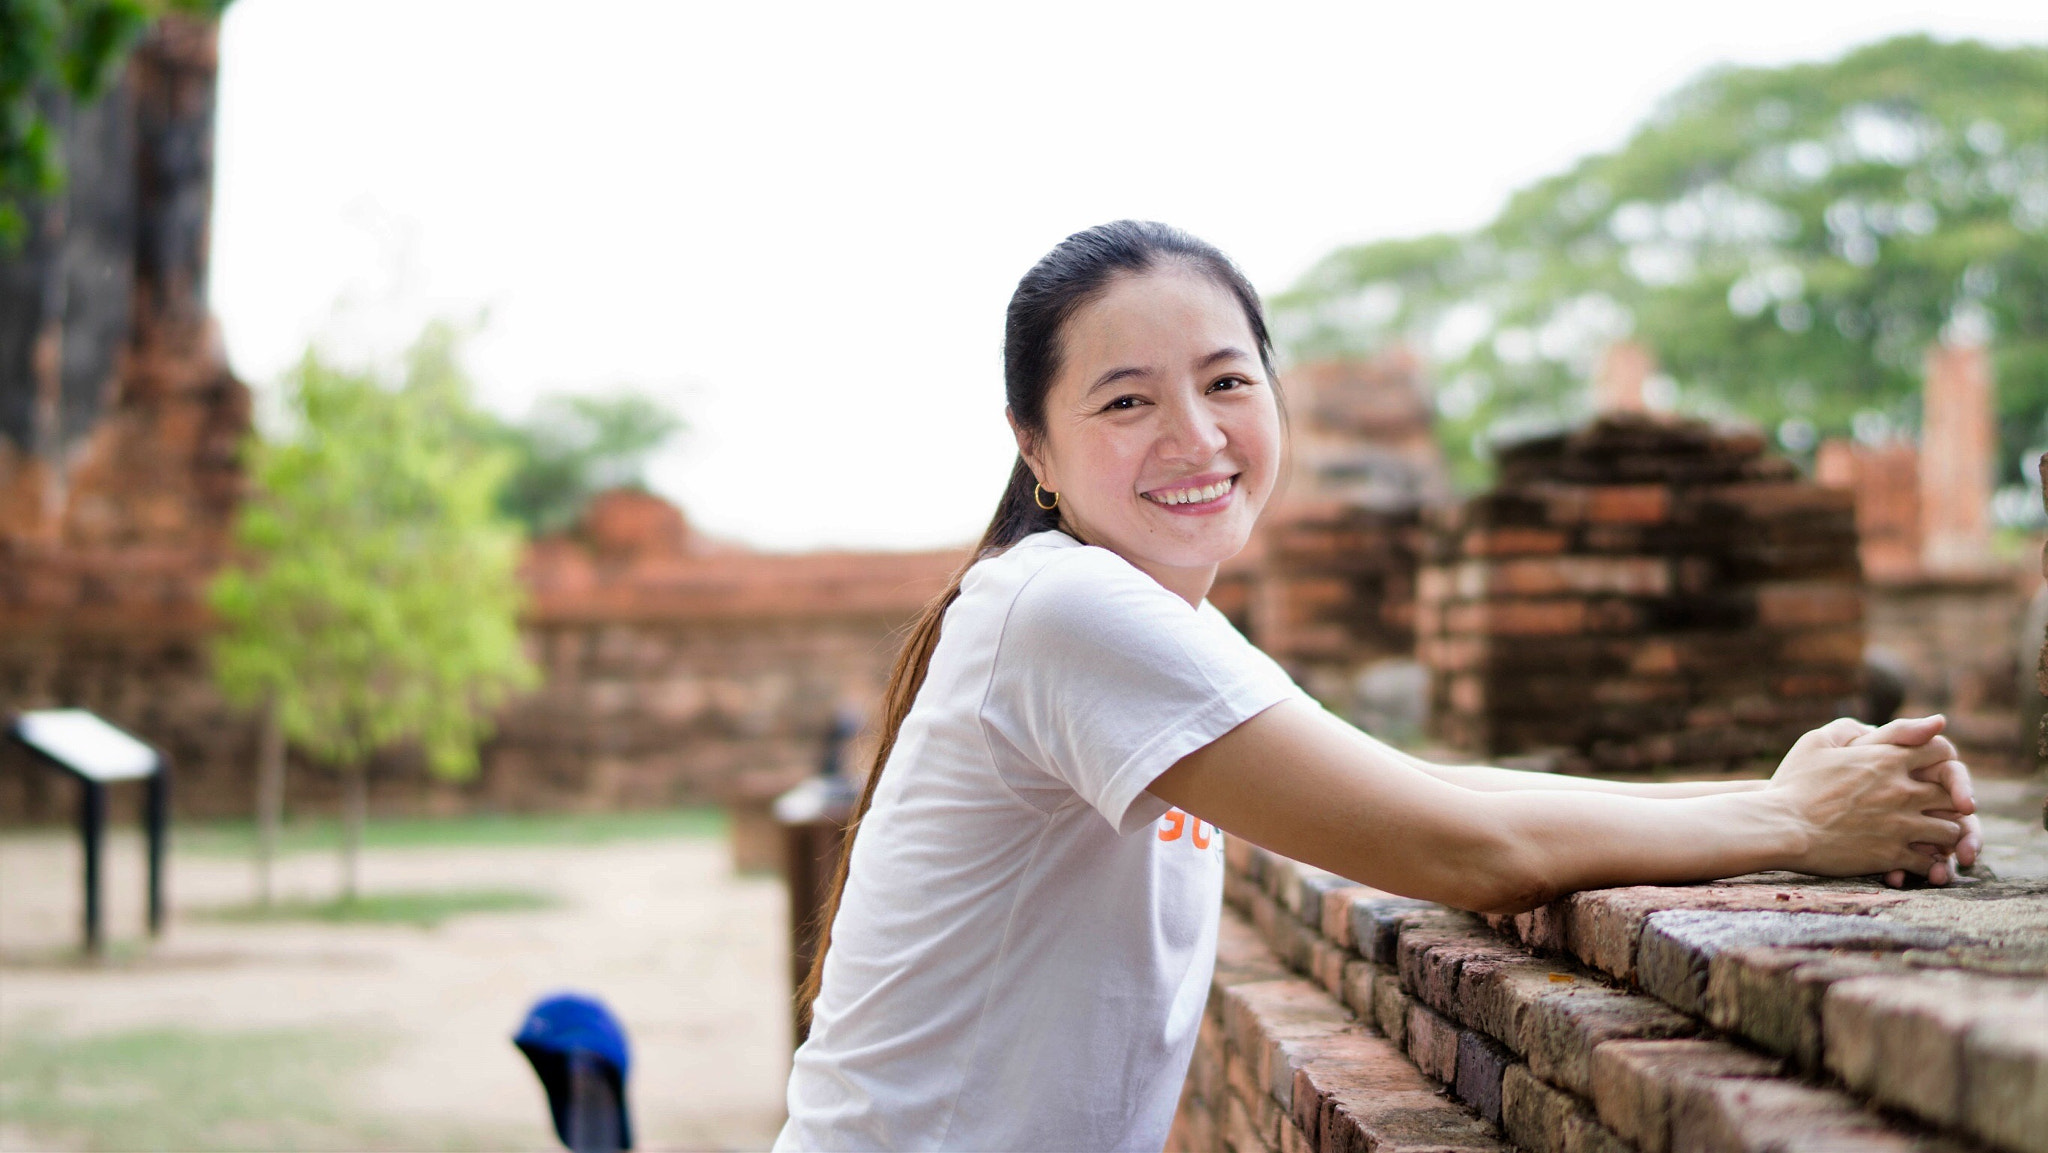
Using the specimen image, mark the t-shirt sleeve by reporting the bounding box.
[981,546,1306,835]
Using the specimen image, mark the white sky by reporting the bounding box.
[209,1,2046,552]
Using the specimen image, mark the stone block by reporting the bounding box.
[1635,910,1948,1017]
[1502,1063,1630,1153]
[1589,1038,1782,1153]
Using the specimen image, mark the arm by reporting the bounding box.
[1371,735,1768,798]
[1146,701,1966,915]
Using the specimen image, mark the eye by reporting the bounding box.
[1102,394,1148,412]
[1208,374,1254,393]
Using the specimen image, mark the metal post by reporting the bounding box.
[146,753,169,937]
[80,779,105,956]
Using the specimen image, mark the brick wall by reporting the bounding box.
[1173,837,2048,1153]
[0,488,959,822]
[1418,414,1862,774]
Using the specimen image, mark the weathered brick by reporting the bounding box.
[1466,526,1570,557]
[1962,1005,2048,1153]
[1668,1075,1928,1153]
[1586,484,1671,524]
[1222,1086,1270,1153]
[1823,971,2046,1135]
[1280,1117,1313,1153]
[1339,959,1377,1021]
[1589,1038,1782,1153]
[1319,1089,1507,1153]
[1309,937,1349,999]
[1635,910,1948,1017]
[1406,1000,1461,1083]
[1458,954,1585,1051]
[1399,924,1527,1020]
[1521,981,1697,1097]
[1290,1030,1440,1149]
[1351,895,1450,965]
[1454,1028,1515,1125]
[1502,1063,1630,1153]
[1374,976,1411,1047]
[1222,980,1355,1095]
[1292,870,1351,921]
[1705,946,1900,1067]
[1320,884,1380,949]
[1559,884,1911,983]
[1484,598,1588,637]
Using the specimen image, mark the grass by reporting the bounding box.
[194,887,559,929]
[0,1018,532,1152]
[172,806,726,858]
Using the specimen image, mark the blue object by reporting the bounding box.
[514,992,633,1152]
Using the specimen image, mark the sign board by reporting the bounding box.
[13,709,161,782]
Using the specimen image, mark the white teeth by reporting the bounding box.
[1147,477,1234,505]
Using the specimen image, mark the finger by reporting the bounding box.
[1957,815,1983,867]
[1929,858,1950,886]
[1852,714,1946,748]
[1812,717,1877,748]
[1910,781,1959,813]
[1907,815,1966,849]
[1883,868,1907,888]
[1886,740,1962,774]
[1909,758,1971,813]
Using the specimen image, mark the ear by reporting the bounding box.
[1006,408,1053,491]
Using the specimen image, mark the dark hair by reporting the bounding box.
[796,220,1282,1029]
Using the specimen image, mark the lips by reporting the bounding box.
[1142,475,1236,506]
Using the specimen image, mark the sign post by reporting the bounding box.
[7,709,170,955]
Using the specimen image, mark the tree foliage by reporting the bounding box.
[467,390,686,537]
[0,0,230,246]
[1274,36,2048,496]
[207,322,539,784]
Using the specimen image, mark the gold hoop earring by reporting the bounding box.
[1033,483,1059,511]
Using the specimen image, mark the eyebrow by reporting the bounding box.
[1084,346,1254,398]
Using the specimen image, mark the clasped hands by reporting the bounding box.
[1769,714,1982,887]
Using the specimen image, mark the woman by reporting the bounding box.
[775,221,1980,1152]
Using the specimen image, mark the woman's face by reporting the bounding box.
[1013,266,1282,604]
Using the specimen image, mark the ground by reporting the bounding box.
[0,814,790,1151]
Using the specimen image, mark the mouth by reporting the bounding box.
[1141,474,1237,508]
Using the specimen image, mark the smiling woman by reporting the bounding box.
[775,221,1979,1153]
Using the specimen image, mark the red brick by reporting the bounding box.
[1406,1001,1462,1083]
[1320,884,1381,949]
[1467,527,1570,557]
[1290,1030,1440,1148]
[1484,599,1588,636]
[1520,982,1697,1097]
[1754,582,1862,628]
[1586,485,1671,525]
[1822,971,2045,1132]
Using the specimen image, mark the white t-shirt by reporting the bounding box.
[776,530,1306,1152]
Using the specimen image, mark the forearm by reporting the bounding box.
[1420,760,1769,798]
[1469,788,1804,913]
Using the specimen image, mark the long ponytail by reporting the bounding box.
[794,221,1280,1034]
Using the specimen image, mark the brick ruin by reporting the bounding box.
[1418,415,1862,774]
[1172,836,2048,1153]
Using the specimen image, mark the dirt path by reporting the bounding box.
[1,829,791,1150]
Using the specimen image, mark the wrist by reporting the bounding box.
[1746,787,1812,872]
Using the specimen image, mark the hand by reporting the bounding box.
[1767,715,1967,880]
[1844,720,1981,887]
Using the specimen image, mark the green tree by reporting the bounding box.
[471,391,686,536]
[0,0,230,247]
[1275,36,2048,495]
[207,323,540,902]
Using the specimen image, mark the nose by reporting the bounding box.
[1159,395,1227,463]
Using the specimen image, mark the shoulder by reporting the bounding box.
[999,536,1192,638]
